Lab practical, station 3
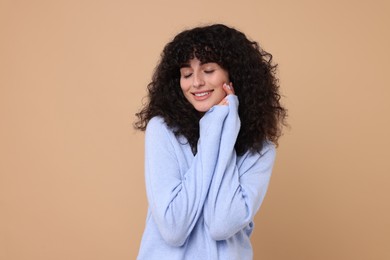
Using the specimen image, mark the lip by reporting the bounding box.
[191,90,213,101]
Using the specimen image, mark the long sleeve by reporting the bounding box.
[144,106,228,247]
[204,95,276,240]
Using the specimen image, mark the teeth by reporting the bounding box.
[194,92,210,97]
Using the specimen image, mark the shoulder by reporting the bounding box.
[255,141,276,165]
[237,141,276,169]
[145,116,171,140]
[260,141,276,157]
[145,116,183,145]
[146,116,173,136]
[145,117,189,159]
[241,141,276,159]
[146,116,167,130]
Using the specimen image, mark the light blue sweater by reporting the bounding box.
[137,95,276,260]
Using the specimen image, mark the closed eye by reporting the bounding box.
[204,70,215,74]
[182,73,192,79]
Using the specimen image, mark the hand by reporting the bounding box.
[218,82,234,106]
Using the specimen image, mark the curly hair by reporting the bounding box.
[134,24,287,155]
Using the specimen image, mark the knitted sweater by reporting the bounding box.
[137,95,276,260]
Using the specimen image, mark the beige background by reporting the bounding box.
[1,0,389,259]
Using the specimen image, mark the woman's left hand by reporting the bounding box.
[218,82,234,106]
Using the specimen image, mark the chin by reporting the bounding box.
[195,108,209,113]
[193,105,211,113]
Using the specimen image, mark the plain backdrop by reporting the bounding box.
[1,0,389,259]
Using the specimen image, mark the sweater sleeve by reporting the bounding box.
[144,107,228,247]
[203,95,276,240]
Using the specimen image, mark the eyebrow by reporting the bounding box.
[180,61,214,68]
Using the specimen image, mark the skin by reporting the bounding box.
[180,58,234,113]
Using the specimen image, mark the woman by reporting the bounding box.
[135,24,287,260]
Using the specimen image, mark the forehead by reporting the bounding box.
[180,58,218,68]
[180,57,220,69]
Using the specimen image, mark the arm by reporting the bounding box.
[204,95,276,240]
[144,107,228,246]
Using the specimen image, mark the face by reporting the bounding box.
[180,58,229,113]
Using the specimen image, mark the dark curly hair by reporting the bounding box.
[134,24,287,155]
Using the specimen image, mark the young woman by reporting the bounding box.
[135,24,287,260]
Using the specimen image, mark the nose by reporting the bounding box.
[192,72,205,88]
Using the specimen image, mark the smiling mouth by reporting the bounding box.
[192,90,213,97]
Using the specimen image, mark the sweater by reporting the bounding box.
[137,95,276,260]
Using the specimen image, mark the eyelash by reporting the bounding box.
[182,69,215,79]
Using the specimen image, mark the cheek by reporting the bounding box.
[180,81,192,102]
[180,79,189,92]
[179,85,185,95]
[215,72,229,85]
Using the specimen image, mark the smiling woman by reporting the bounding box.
[134,24,287,260]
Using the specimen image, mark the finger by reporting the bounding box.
[229,82,235,94]
[223,82,235,95]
